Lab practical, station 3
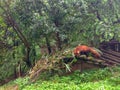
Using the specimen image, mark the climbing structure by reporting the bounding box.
[100,39,120,66]
[68,40,120,72]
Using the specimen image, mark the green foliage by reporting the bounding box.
[22,67,120,90]
[0,50,15,80]
[2,66,120,90]
[14,77,30,89]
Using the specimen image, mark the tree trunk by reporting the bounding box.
[55,32,62,50]
[54,19,62,50]
[95,10,101,21]
[45,35,52,54]
[1,2,32,67]
[14,65,17,78]
[31,45,36,66]
[26,47,31,67]
[6,15,31,67]
[18,62,22,77]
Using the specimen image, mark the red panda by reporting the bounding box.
[73,45,101,58]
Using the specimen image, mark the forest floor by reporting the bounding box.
[1,66,120,90]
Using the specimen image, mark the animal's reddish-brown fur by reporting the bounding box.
[73,45,101,58]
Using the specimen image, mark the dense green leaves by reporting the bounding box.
[1,67,120,90]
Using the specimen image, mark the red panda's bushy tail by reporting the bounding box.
[89,47,101,58]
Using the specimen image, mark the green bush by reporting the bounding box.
[14,77,30,89]
[2,67,120,90]
[20,67,120,90]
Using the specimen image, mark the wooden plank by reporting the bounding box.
[100,57,120,65]
[101,49,120,58]
[102,52,120,63]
